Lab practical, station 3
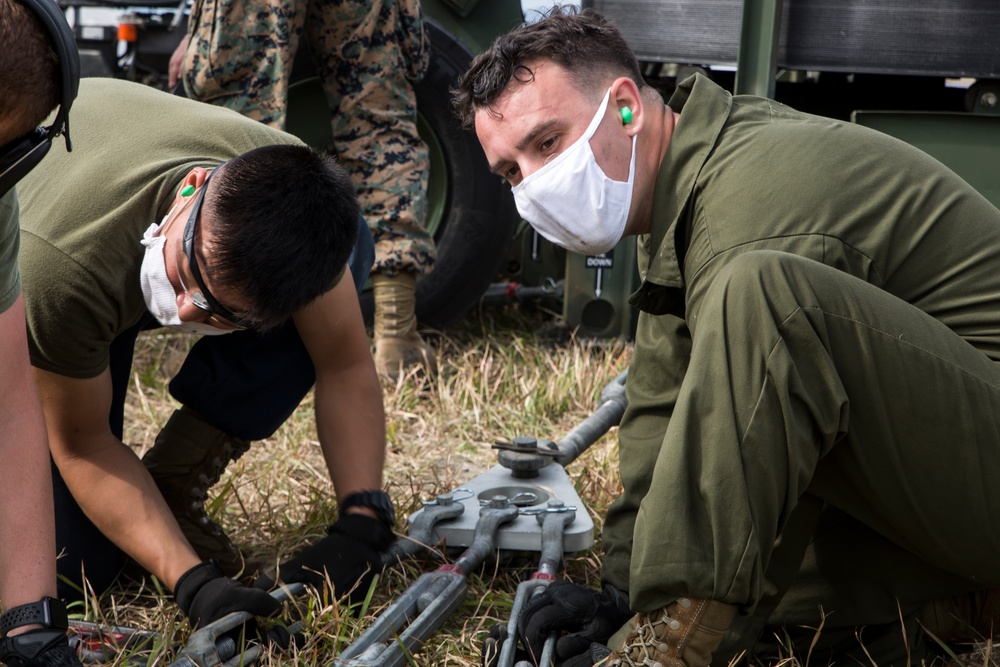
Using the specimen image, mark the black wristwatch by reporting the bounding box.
[0,597,68,636]
[340,490,395,528]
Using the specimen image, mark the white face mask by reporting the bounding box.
[139,219,232,336]
[512,87,637,256]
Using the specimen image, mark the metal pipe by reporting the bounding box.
[734,0,783,98]
[334,503,520,667]
[167,583,305,667]
[495,505,576,667]
[555,370,628,466]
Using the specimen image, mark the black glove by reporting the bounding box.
[482,623,533,667]
[261,625,305,651]
[481,622,506,667]
[561,643,613,667]
[519,580,632,666]
[254,514,393,606]
[0,629,83,667]
[174,561,281,630]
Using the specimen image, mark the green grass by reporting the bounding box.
[72,304,996,667]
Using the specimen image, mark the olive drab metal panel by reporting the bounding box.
[583,0,1000,79]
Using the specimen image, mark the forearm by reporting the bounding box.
[0,296,57,611]
[315,361,386,502]
[295,273,388,510]
[34,366,201,591]
[0,384,56,610]
[52,437,200,589]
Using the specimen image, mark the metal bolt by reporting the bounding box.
[422,493,451,507]
[513,436,537,448]
[981,91,998,109]
[489,495,510,509]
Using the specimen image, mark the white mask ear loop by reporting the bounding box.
[140,225,183,326]
[139,198,233,336]
[509,85,636,256]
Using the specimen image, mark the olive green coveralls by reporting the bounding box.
[601,74,1000,664]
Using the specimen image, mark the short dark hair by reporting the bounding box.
[452,6,644,130]
[0,0,61,143]
[202,144,360,330]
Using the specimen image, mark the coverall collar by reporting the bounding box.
[629,74,732,316]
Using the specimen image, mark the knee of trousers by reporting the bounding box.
[712,250,833,292]
[694,250,837,324]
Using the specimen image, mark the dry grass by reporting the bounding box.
[87,304,628,666]
[71,304,996,667]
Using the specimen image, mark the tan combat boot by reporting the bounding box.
[141,407,251,579]
[606,598,737,667]
[372,273,437,379]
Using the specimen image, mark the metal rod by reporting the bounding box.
[68,620,160,665]
[169,0,186,30]
[495,506,575,667]
[335,503,520,667]
[734,0,783,98]
[168,583,305,667]
[555,370,628,466]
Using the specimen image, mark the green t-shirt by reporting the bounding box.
[16,78,303,378]
[0,190,22,314]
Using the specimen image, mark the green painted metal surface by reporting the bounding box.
[421,0,523,57]
[416,111,448,238]
[562,240,640,341]
[852,111,1000,210]
[734,0,782,98]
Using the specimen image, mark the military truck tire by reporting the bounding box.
[286,21,516,330]
[358,21,517,329]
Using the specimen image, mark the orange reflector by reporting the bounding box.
[117,22,138,42]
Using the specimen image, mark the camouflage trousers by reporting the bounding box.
[182,0,435,276]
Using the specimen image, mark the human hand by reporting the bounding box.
[167,34,189,90]
[518,580,632,666]
[174,561,281,630]
[0,629,83,667]
[254,514,393,606]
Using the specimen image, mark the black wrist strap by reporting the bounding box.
[0,598,68,636]
[340,490,395,528]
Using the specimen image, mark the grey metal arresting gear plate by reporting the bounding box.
[407,462,595,553]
